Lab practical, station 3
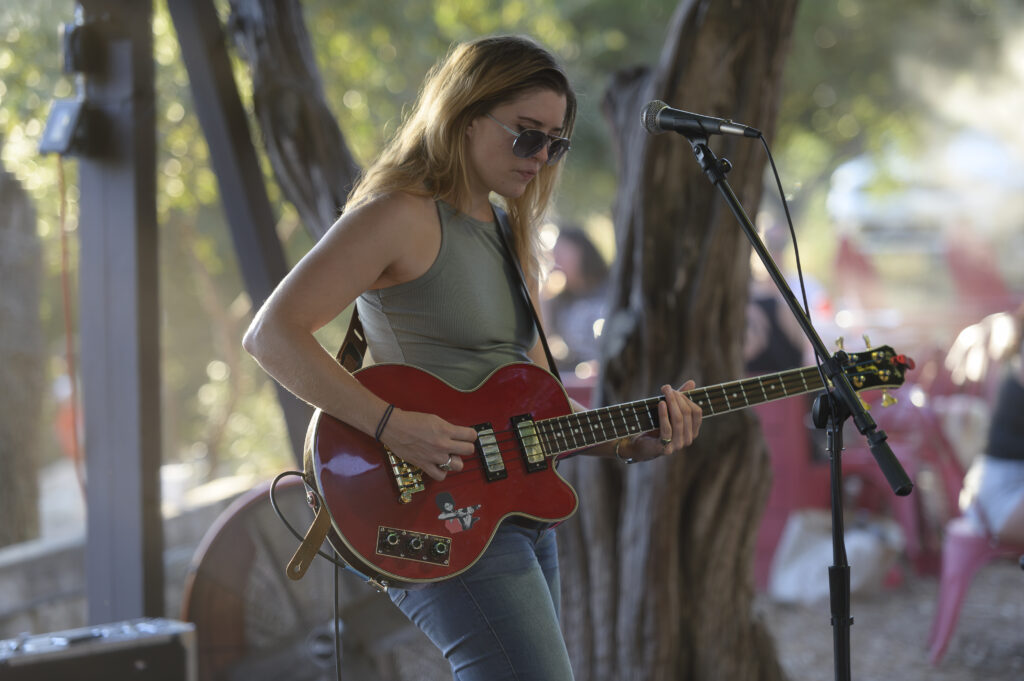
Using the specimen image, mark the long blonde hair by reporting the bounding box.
[345,35,577,278]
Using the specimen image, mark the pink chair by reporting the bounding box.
[927,516,1024,664]
[840,392,967,575]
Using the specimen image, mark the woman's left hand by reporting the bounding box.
[618,380,703,462]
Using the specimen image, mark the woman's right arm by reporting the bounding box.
[242,193,477,479]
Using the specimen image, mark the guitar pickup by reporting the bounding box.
[511,415,548,473]
[376,526,451,566]
[474,423,507,482]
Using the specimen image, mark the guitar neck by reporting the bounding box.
[537,365,827,457]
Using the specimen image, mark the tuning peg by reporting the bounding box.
[881,390,898,407]
[862,334,872,347]
[836,337,845,350]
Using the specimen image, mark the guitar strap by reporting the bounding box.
[492,205,562,384]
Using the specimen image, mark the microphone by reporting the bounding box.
[641,100,760,138]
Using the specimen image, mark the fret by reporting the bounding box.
[720,385,732,412]
[567,413,582,450]
[542,421,559,455]
[573,413,585,449]
[737,380,750,406]
[589,409,602,446]
[555,421,571,454]
[583,411,599,446]
[555,422,569,452]
[538,421,555,456]
[757,375,768,401]
[626,403,643,434]
[648,400,659,430]
[611,407,623,439]
[799,369,810,392]
[628,403,644,433]
[612,405,630,439]
[696,387,715,415]
[596,408,609,441]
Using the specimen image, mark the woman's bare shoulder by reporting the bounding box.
[338,190,437,238]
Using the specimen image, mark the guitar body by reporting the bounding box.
[309,362,579,588]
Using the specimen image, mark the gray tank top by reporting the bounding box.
[356,200,536,390]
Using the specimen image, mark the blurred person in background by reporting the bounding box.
[542,226,609,372]
[959,300,1024,544]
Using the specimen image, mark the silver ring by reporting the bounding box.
[438,454,453,472]
[659,437,672,447]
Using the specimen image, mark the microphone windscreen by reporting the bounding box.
[641,100,669,134]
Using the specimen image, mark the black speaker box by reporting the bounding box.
[0,618,196,681]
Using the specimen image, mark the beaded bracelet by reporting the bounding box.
[375,403,395,442]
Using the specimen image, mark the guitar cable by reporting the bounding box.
[268,470,346,681]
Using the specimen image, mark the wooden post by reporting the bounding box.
[168,0,311,459]
[76,0,163,622]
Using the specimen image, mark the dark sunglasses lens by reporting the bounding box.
[546,139,569,164]
[512,130,548,158]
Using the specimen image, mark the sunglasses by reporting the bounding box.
[486,114,571,165]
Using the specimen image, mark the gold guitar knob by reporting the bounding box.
[881,390,898,407]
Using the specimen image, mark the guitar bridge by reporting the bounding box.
[385,446,424,504]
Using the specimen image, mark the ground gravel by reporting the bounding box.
[756,559,1024,681]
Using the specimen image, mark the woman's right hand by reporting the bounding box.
[379,408,479,481]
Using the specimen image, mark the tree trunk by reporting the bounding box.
[0,146,44,548]
[227,0,361,240]
[558,2,799,680]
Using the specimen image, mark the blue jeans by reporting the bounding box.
[388,522,574,680]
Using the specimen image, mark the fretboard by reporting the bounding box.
[535,365,827,457]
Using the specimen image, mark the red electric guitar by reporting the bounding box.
[307,346,912,588]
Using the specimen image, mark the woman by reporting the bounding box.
[243,35,703,680]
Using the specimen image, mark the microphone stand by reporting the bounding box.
[682,136,914,681]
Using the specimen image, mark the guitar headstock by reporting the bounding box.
[841,345,915,396]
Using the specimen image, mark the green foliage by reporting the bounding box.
[3,0,1022,485]
[777,0,1019,197]
[772,0,1024,299]
[296,0,679,221]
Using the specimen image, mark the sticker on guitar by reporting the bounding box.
[436,491,482,534]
